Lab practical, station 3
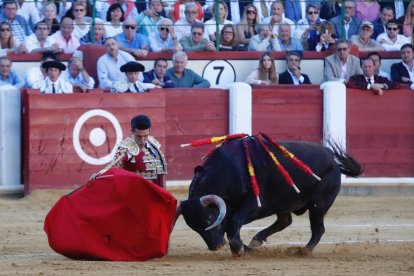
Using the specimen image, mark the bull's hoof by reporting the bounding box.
[248,238,263,248]
[229,240,244,257]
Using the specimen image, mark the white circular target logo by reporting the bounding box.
[72,109,123,165]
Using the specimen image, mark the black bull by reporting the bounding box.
[175,136,362,257]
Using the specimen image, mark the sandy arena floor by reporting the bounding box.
[0,188,413,275]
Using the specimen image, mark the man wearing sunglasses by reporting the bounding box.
[114,18,149,57]
[174,2,208,41]
[323,38,362,83]
[376,19,409,52]
[179,21,216,52]
[148,18,182,53]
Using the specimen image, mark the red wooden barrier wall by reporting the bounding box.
[21,87,414,193]
[346,89,414,177]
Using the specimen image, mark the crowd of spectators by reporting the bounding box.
[0,0,414,93]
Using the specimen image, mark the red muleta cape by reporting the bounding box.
[44,168,177,261]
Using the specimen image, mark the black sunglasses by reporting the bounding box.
[308,11,318,15]
[160,27,169,32]
[124,25,136,30]
[387,27,398,31]
[337,47,348,52]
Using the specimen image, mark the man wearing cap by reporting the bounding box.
[278,51,311,85]
[112,61,156,93]
[350,21,384,52]
[92,114,167,189]
[347,57,400,95]
[40,60,73,94]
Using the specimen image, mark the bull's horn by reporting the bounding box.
[199,195,227,231]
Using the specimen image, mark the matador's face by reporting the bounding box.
[132,128,150,148]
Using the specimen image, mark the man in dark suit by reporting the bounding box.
[279,51,311,85]
[143,58,175,88]
[348,57,400,95]
[372,5,395,40]
[391,43,414,87]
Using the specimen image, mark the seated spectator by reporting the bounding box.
[136,0,165,37]
[252,0,273,22]
[391,43,414,87]
[143,58,175,88]
[51,17,80,54]
[294,4,325,43]
[148,18,182,53]
[347,58,400,95]
[276,23,303,51]
[284,0,311,23]
[236,4,259,48]
[204,0,241,24]
[112,61,155,92]
[179,21,216,52]
[40,60,73,94]
[114,18,149,58]
[40,2,60,35]
[71,1,91,40]
[204,0,232,42]
[24,22,60,54]
[37,0,70,22]
[97,37,135,89]
[323,38,363,83]
[307,21,336,52]
[61,57,95,92]
[104,3,124,38]
[367,52,391,79]
[350,21,384,52]
[401,0,414,37]
[245,51,278,85]
[376,19,409,51]
[80,18,106,46]
[319,0,341,20]
[372,5,394,40]
[64,0,93,20]
[25,52,58,89]
[329,0,361,40]
[219,24,247,51]
[261,1,295,35]
[166,51,210,88]
[0,0,32,45]
[248,24,279,51]
[279,51,311,85]
[355,0,380,22]
[0,57,24,88]
[174,2,208,41]
[171,0,204,22]
[100,0,138,22]
[16,0,40,28]
[0,21,21,56]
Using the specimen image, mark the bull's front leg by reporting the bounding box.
[226,206,255,257]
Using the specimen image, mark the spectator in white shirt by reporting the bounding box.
[261,0,296,35]
[25,52,58,89]
[97,37,135,89]
[204,0,233,42]
[376,19,409,51]
[104,3,124,38]
[148,18,182,52]
[61,57,95,92]
[40,60,73,94]
[24,22,61,53]
[174,2,209,41]
[16,0,40,28]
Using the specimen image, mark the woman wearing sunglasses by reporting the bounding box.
[236,4,259,47]
[294,4,324,49]
[0,22,20,56]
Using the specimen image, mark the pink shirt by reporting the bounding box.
[355,0,380,22]
[51,31,80,54]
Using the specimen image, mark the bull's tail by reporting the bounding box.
[327,140,363,177]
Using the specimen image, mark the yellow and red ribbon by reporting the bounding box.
[180,133,248,148]
[243,139,261,207]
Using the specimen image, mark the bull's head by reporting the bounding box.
[176,195,227,251]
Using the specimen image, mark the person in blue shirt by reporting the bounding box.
[0,57,24,88]
[114,18,149,58]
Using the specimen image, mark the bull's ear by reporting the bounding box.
[194,165,204,173]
